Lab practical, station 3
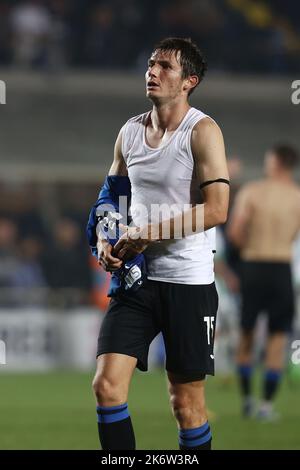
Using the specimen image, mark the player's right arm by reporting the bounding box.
[108,128,128,177]
[97,128,128,271]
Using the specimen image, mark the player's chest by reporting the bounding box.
[128,151,193,190]
[145,128,175,148]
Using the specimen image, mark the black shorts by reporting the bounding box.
[97,280,218,380]
[240,261,295,333]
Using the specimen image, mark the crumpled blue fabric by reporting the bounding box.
[108,254,147,297]
[86,176,147,297]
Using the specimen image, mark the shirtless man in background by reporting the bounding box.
[228,144,300,419]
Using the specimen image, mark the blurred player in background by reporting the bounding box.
[228,144,300,420]
[88,37,229,450]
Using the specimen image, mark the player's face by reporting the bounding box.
[145,50,187,103]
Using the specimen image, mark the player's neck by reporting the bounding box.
[150,101,190,132]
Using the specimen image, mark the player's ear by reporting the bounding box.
[183,75,199,93]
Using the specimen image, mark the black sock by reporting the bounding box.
[96,403,135,450]
[263,369,282,401]
[180,439,212,450]
[237,364,253,397]
[179,422,212,450]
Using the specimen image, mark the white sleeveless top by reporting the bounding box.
[122,106,215,284]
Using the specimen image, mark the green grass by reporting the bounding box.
[0,369,299,449]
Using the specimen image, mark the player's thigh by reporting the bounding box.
[95,352,137,385]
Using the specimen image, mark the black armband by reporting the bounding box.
[199,178,230,190]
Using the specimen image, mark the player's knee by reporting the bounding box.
[170,394,206,427]
[92,374,126,406]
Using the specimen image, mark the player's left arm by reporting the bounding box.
[190,117,230,230]
[155,118,229,239]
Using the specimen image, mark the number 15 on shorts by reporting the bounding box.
[204,316,215,345]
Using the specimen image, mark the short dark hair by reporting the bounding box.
[153,37,207,95]
[271,144,299,169]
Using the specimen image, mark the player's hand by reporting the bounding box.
[97,239,123,272]
[113,224,150,261]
